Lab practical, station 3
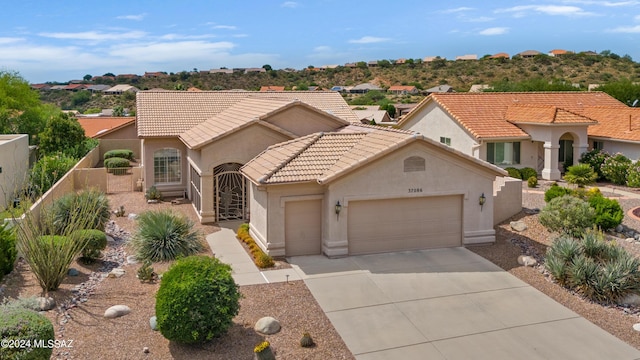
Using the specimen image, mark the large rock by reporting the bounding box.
[254,316,281,335]
[517,255,537,267]
[619,294,640,306]
[108,268,126,278]
[510,221,528,232]
[149,316,158,331]
[633,323,640,332]
[104,305,131,319]
[37,297,56,311]
[67,268,79,276]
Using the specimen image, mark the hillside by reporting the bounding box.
[37,52,640,113]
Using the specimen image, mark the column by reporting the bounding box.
[542,142,561,180]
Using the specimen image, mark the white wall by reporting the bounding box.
[0,135,29,210]
[248,182,268,248]
[493,177,523,225]
[595,139,640,161]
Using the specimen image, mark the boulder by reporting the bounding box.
[126,255,139,265]
[108,268,126,278]
[128,213,138,220]
[616,224,625,233]
[254,316,281,335]
[37,297,56,311]
[619,294,640,306]
[104,305,131,318]
[517,255,537,267]
[634,323,640,332]
[67,268,79,276]
[510,221,528,232]
[149,316,158,331]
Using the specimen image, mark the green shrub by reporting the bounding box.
[601,153,631,185]
[544,183,573,202]
[0,307,55,360]
[588,194,623,231]
[71,229,107,262]
[145,185,163,201]
[131,210,204,262]
[539,195,595,237]
[0,296,40,312]
[237,224,274,268]
[0,223,17,281]
[626,163,640,188]
[104,157,131,174]
[564,163,598,187]
[29,154,77,196]
[527,176,538,188]
[519,167,538,181]
[155,256,240,344]
[50,189,111,235]
[504,167,522,179]
[579,149,610,180]
[104,149,134,161]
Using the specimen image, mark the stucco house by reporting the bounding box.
[241,124,507,257]
[584,107,640,160]
[0,134,29,211]
[398,92,629,180]
[77,117,136,139]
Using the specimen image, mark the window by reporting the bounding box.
[439,137,451,146]
[559,139,573,165]
[487,142,520,165]
[593,141,604,151]
[154,148,181,184]
[404,156,425,172]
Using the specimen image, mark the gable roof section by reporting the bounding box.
[242,123,505,185]
[585,107,640,142]
[137,90,359,138]
[77,117,136,138]
[180,98,349,149]
[399,92,626,140]
[505,104,598,125]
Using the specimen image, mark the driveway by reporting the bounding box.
[288,248,640,360]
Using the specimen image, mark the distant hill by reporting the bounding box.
[37,52,640,113]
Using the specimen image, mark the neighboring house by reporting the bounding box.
[425,84,454,94]
[241,124,507,257]
[104,85,139,95]
[244,68,266,74]
[388,85,419,95]
[77,117,137,139]
[423,56,445,62]
[395,103,418,118]
[86,84,111,93]
[63,84,87,91]
[549,49,573,57]
[210,68,234,74]
[352,106,392,124]
[0,134,29,211]
[455,54,478,61]
[50,85,66,90]
[30,84,51,91]
[469,84,490,92]
[515,50,541,58]
[489,53,510,59]
[260,86,285,92]
[583,107,640,160]
[144,72,168,78]
[349,83,383,94]
[398,92,628,180]
[367,61,378,67]
[330,86,346,92]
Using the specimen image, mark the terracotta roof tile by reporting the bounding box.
[585,107,640,142]
[505,104,597,124]
[77,117,136,138]
[400,92,626,140]
[136,90,358,137]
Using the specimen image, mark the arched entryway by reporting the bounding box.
[558,132,577,174]
[213,163,246,221]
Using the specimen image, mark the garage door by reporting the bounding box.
[285,199,322,256]
[348,195,462,255]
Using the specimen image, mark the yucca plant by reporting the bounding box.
[567,254,599,296]
[581,228,611,262]
[131,210,204,262]
[50,188,111,234]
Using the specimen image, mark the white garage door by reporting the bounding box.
[285,199,322,256]
[348,195,462,255]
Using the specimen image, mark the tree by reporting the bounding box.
[112,105,125,117]
[0,71,49,144]
[597,79,640,105]
[103,72,115,77]
[83,74,92,82]
[38,113,88,157]
[262,64,273,71]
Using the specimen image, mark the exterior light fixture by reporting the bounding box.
[479,193,486,211]
[335,201,342,220]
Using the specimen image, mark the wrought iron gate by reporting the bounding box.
[106,167,133,194]
[213,163,246,221]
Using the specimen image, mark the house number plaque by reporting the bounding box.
[408,188,423,193]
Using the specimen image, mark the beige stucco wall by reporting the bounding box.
[99,139,142,161]
[141,138,187,196]
[0,135,29,210]
[401,102,479,156]
[493,177,523,225]
[591,139,640,161]
[478,140,539,170]
[97,123,137,140]
[267,106,344,136]
[248,183,268,248]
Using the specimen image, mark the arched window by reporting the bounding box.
[404,156,425,172]
[154,148,181,184]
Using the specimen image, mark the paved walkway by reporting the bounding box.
[207,222,640,360]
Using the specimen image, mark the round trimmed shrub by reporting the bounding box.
[155,256,240,344]
[539,195,595,237]
[519,167,537,181]
[588,194,623,231]
[104,157,131,174]
[0,307,54,360]
[527,176,538,188]
[504,167,521,179]
[131,210,204,262]
[544,183,573,202]
[72,229,107,262]
[104,149,134,161]
[50,189,111,235]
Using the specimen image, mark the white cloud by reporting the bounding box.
[607,24,640,32]
[465,16,495,22]
[38,31,147,41]
[281,1,298,8]
[116,14,146,21]
[562,0,640,6]
[0,37,23,44]
[313,46,332,53]
[479,27,509,35]
[441,7,474,14]
[496,5,595,17]
[212,25,237,30]
[348,36,390,44]
[159,34,217,40]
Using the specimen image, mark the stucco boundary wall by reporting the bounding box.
[493,176,523,225]
[98,139,142,161]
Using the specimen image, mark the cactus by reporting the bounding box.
[115,205,126,217]
[300,332,315,348]
[254,341,275,360]
[137,260,156,282]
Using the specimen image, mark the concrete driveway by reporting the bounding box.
[288,248,640,360]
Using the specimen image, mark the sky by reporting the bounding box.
[3,0,640,83]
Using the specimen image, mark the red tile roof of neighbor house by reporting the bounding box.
[241,123,506,185]
[490,53,510,59]
[399,92,627,140]
[505,104,598,125]
[388,85,417,91]
[584,107,640,142]
[260,86,285,91]
[77,117,136,138]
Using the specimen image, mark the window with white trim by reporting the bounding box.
[439,137,451,146]
[154,148,181,184]
[487,142,520,165]
[593,141,604,151]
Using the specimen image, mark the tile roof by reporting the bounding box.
[260,86,285,91]
[505,104,598,125]
[77,117,136,138]
[399,92,627,140]
[136,90,359,137]
[584,107,640,142]
[242,123,505,185]
[180,97,348,149]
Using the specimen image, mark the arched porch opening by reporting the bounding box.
[213,163,247,221]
